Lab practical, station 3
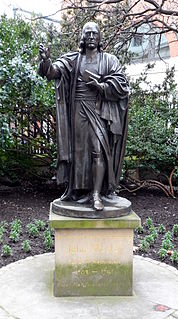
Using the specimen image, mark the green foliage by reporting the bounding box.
[145,235,155,246]
[149,227,158,240]
[0,229,4,244]
[9,219,21,242]
[161,238,174,250]
[1,244,12,257]
[0,221,8,243]
[125,65,177,181]
[0,16,56,181]
[44,229,53,251]
[34,219,46,231]
[9,230,20,242]
[0,221,8,228]
[172,224,178,237]
[146,217,153,229]
[27,223,39,238]
[140,239,150,252]
[158,224,166,234]
[22,240,31,253]
[170,250,178,263]
[158,248,168,260]
[0,115,13,148]
[164,231,172,241]
[11,219,22,233]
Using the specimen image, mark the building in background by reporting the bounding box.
[126,0,178,85]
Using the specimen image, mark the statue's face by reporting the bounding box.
[82,23,100,50]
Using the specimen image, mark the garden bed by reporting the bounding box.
[0,183,177,268]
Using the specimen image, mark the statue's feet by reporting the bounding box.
[93,192,104,211]
[60,191,72,201]
[60,190,82,202]
[106,191,117,200]
[77,193,91,204]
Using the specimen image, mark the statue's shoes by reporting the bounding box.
[60,191,72,201]
[93,192,104,211]
[77,194,91,204]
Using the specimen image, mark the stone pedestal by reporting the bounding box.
[50,209,141,297]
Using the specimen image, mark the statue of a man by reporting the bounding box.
[38,22,129,211]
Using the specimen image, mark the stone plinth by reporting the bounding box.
[50,209,141,297]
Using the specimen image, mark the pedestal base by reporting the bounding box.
[50,209,141,297]
[52,195,132,219]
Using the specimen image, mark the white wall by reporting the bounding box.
[126,56,178,88]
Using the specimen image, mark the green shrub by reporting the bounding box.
[170,251,178,263]
[34,219,46,231]
[140,239,150,252]
[0,221,8,229]
[172,224,178,237]
[9,230,20,242]
[146,217,153,229]
[149,227,158,240]
[11,219,22,233]
[158,224,166,234]
[22,240,31,253]
[1,244,12,257]
[27,223,39,238]
[158,248,168,260]
[0,233,3,244]
[161,238,174,250]
[163,231,172,241]
[0,222,8,243]
[126,66,177,180]
[44,229,53,251]
[145,235,155,246]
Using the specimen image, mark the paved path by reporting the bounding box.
[0,253,178,319]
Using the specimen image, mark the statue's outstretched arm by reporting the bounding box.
[38,43,61,80]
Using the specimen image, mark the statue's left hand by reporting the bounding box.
[86,78,104,93]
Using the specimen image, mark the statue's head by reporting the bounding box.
[79,22,103,53]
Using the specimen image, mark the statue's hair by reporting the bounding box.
[79,22,103,53]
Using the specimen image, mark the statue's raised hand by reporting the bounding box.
[39,43,51,61]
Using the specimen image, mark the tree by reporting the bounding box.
[33,0,178,58]
[0,16,58,182]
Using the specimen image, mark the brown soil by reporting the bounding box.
[0,183,177,268]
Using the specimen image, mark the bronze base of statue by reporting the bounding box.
[51,194,132,219]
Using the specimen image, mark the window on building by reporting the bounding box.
[128,25,170,62]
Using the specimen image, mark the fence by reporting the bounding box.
[8,106,55,155]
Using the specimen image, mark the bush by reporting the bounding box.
[34,219,46,231]
[161,238,174,250]
[145,235,155,246]
[140,239,150,252]
[27,223,39,238]
[44,229,53,251]
[158,248,168,260]
[125,65,177,183]
[0,16,56,182]
[158,224,166,234]
[170,251,178,263]
[1,245,12,257]
[172,225,178,237]
[22,240,31,253]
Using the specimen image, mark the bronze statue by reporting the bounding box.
[38,22,129,211]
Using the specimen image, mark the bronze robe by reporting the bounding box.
[38,51,129,193]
